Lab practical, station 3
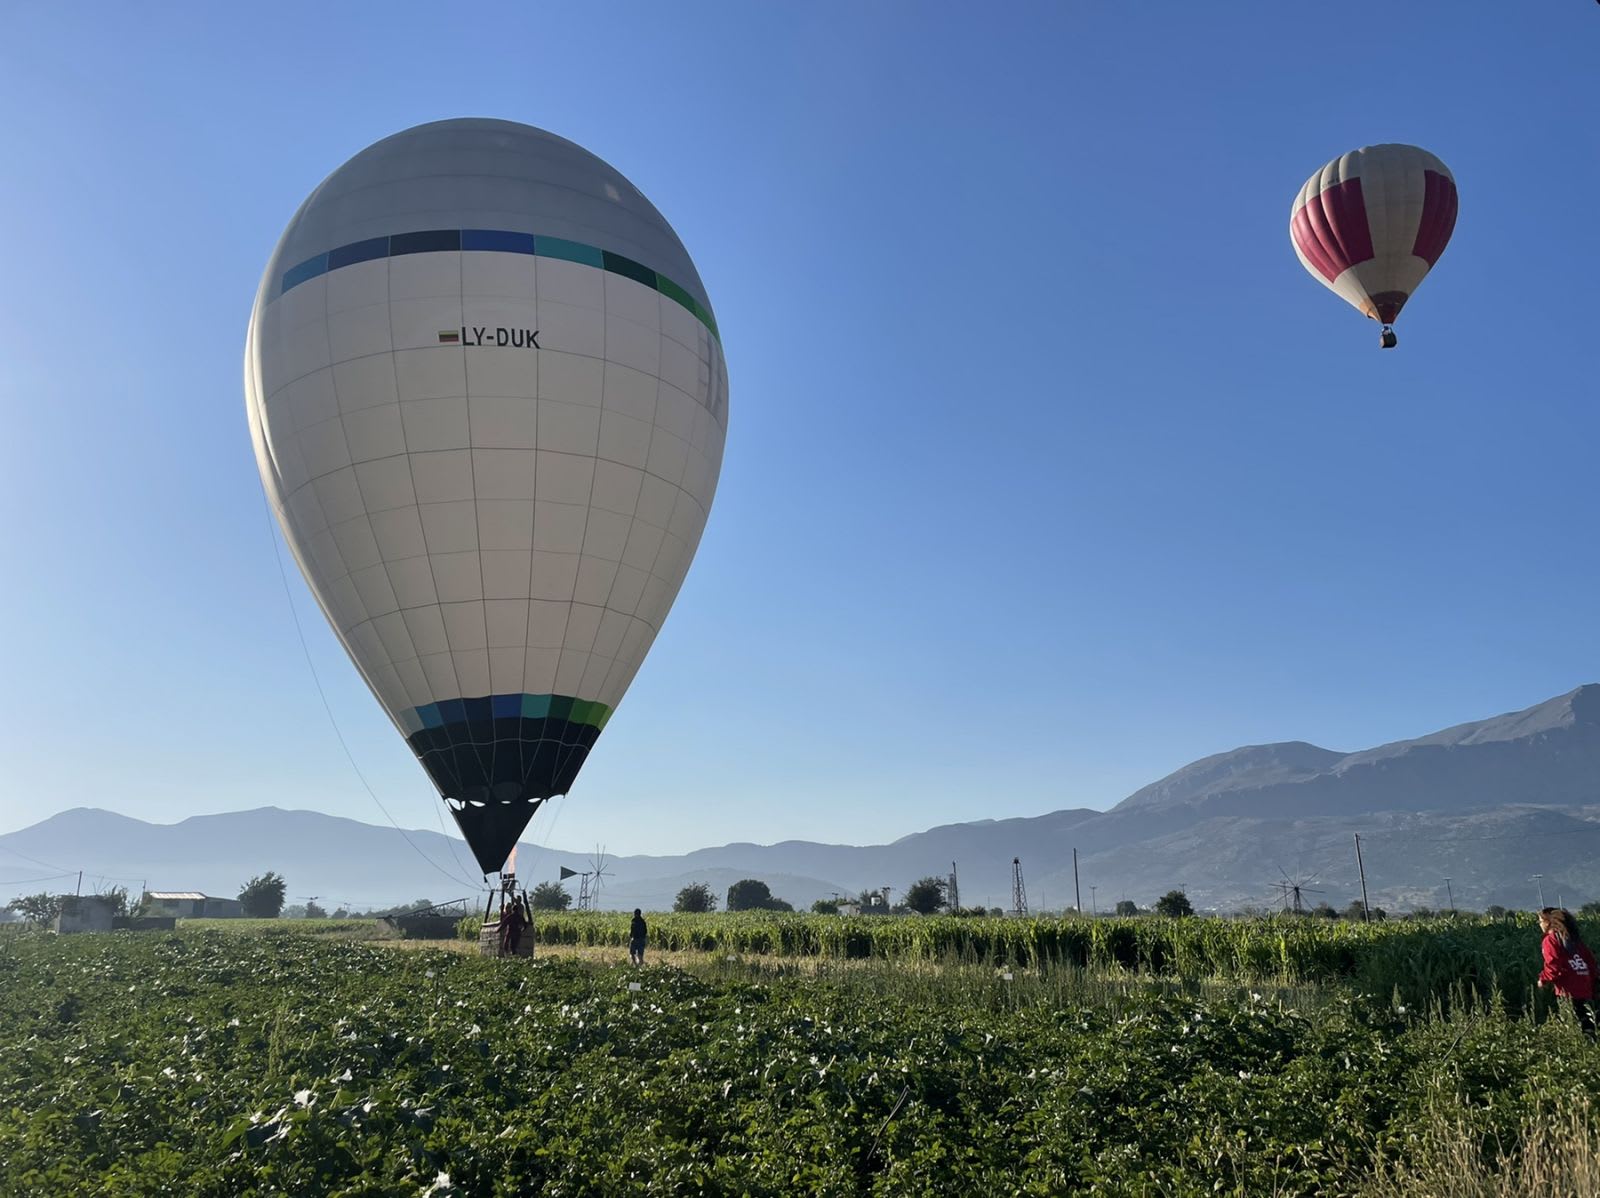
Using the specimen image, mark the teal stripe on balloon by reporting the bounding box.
[277,229,718,341]
[401,693,610,732]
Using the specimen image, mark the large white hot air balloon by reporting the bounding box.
[244,119,727,874]
[1290,143,1458,347]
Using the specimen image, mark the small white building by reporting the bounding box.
[144,892,243,919]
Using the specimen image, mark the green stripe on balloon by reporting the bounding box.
[277,228,720,342]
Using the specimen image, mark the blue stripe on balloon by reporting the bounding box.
[277,227,717,339]
[462,229,536,254]
[400,693,609,730]
[280,252,328,291]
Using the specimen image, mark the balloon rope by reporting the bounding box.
[260,493,482,891]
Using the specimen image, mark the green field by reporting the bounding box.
[498,911,1547,1012]
[2,919,1597,1195]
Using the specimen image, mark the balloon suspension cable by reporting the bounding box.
[258,493,481,892]
[1379,325,1398,349]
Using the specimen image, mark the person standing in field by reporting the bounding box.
[1537,907,1597,1036]
[630,908,648,966]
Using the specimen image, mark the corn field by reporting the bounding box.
[465,911,1544,1010]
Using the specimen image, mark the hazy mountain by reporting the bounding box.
[1112,685,1600,823]
[6,685,1600,914]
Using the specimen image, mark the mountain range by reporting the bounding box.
[6,685,1600,913]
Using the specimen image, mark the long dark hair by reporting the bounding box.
[1541,907,1585,948]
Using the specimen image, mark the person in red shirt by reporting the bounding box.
[1537,907,1598,1036]
[498,893,531,958]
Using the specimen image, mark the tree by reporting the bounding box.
[304,900,327,919]
[811,898,840,915]
[1486,905,1509,920]
[1114,900,1139,917]
[674,882,717,913]
[727,879,775,911]
[1312,902,1338,919]
[239,872,287,918]
[857,888,890,912]
[6,892,62,926]
[529,881,572,911]
[904,877,947,915]
[1344,900,1387,921]
[1154,890,1194,918]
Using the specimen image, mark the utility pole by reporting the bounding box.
[1073,848,1082,914]
[76,870,83,897]
[1353,834,1370,923]
[1443,877,1454,914]
[947,862,960,914]
[1090,885,1097,916]
[1532,874,1545,908]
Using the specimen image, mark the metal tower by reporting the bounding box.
[1010,857,1028,917]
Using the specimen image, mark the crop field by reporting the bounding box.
[3,920,1599,1196]
[471,911,1546,1013]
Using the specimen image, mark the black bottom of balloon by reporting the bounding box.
[447,799,546,877]
[407,716,602,873]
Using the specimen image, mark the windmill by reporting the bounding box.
[571,846,612,911]
[1272,867,1324,915]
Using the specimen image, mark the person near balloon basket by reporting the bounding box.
[499,894,531,958]
[1537,907,1598,1036]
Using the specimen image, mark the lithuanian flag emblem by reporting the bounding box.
[437,330,460,343]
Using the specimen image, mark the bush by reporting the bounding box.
[904,877,947,915]
[238,873,286,919]
[675,883,717,913]
[530,882,572,911]
[727,879,791,912]
[1154,890,1194,918]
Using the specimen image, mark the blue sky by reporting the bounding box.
[2,3,1596,868]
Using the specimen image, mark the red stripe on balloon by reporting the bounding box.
[1411,170,1458,266]
[1291,177,1375,282]
[1291,204,1341,281]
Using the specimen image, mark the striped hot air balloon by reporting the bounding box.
[245,119,727,875]
[1290,144,1458,348]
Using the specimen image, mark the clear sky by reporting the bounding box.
[2,3,1596,869]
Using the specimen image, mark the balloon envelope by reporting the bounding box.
[1290,143,1457,328]
[245,119,728,873]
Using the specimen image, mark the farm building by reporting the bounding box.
[143,892,243,919]
[54,895,116,934]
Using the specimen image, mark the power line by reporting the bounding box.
[261,496,481,891]
[0,872,78,887]
[0,842,70,873]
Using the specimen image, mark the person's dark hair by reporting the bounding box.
[634,908,642,917]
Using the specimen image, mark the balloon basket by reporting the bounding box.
[479,918,535,958]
